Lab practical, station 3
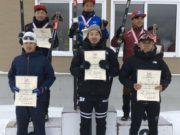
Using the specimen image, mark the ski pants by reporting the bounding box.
[122,86,131,116]
[79,97,108,135]
[129,101,160,135]
[45,90,50,115]
[16,93,47,135]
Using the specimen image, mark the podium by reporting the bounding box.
[117,116,173,135]
[5,117,62,135]
[62,107,117,135]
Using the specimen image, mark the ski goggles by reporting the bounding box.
[23,36,36,44]
[139,33,156,43]
[131,10,146,19]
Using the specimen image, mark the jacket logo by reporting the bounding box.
[152,61,158,64]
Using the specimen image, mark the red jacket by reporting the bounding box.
[111,27,146,61]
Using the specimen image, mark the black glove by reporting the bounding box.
[70,22,79,32]
[99,60,110,70]
[101,19,108,27]
[49,38,53,44]
[18,32,25,45]
[115,26,124,37]
[32,87,47,96]
[80,61,91,69]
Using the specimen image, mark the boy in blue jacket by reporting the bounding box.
[8,32,56,135]
[69,0,109,48]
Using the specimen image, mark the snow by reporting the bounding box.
[0,105,179,135]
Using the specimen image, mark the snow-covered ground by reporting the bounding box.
[0,105,179,135]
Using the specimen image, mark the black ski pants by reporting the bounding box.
[16,93,47,135]
[79,97,108,135]
[122,86,131,116]
[129,100,160,135]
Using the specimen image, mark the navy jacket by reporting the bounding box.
[8,50,56,93]
[70,39,119,99]
[119,46,171,101]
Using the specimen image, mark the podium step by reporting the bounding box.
[5,117,62,135]
[117,116,173,135]
[62,107,117,135]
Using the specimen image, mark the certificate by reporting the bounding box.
[15,76,37,107]
[84,51,106,80]
[137,70,161,101]
[33,28,52,48]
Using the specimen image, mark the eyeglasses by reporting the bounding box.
[23,36,35,41]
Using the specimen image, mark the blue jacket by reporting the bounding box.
[69,11,109,46]
[8,50,56,93]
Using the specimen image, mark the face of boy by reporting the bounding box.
[83,2,94,12]
[132,16,144,28]
[23,43,37,53]
[138,41,154,53]
[88,30,101,46]
[34,10,47,21]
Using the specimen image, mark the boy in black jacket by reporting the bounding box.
[8,32,56,135]
[70,24,119,135]
[119,32,171,135]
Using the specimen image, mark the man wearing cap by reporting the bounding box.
[111,10,147,121]
[119,32,171,135]
[69,0,109,48]
[70,24,119,135]
[8,32,56,135]
[19,4,58,121]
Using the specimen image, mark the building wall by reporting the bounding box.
[0,0,180,74]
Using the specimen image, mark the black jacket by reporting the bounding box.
[25,17,58,59]
[70,39,119,99]
[8,50,56,93]
[119,46,171,101]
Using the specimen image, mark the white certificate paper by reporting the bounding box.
[15,76,37,107]
[137,70,161,101]
[84,51,106,80]
[33,28,52,48]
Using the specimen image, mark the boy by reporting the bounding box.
[8,32,56,135]
[70,24,119,135]
[119,32,171,135]
[69,0,109,48]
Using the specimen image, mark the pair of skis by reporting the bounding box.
[72,0,79,110]
[109,0,131,89]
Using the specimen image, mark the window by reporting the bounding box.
[147,3,177,57]
[111,0,180,57]
[36,0,106,56]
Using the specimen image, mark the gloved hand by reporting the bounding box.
[101,19,108,27]
[12,86,20,93]
[80,61,91,69]
[49,38,53,44]
[115,26,124,37]
[99,60,110,70]
[32,87,46,96]
[18,32,25,45]
[70,22,79,32]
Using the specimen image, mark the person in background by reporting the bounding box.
[111,10,147,121]
[69,0,109,49]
